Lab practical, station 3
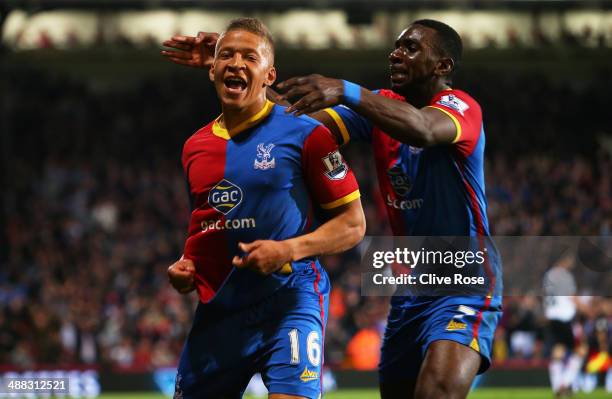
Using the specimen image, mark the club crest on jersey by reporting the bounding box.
[387,164,412,197]
[436,94,469,116]
[409,146,423,154]
[208,179,243,215]
[254,143,276,170]
[322,150,348,180]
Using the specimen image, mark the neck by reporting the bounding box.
[219,95,268,132]
[399,79,451,108]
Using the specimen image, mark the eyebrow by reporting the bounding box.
[217,45,262,55]
[395,37,418,48]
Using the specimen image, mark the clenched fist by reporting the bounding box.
[232,241,294,275]
[167,257,196,294]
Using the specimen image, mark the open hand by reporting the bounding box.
[161,32,218,69]
[276,74,344,115]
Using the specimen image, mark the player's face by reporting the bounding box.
[388,25,440,93]
[210,30,276,110]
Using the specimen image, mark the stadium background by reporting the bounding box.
[0,0,611,397]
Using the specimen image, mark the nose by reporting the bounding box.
[228,54,246,71]
[389,47,403,64]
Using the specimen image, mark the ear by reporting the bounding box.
[435,57,454,77]
[264,65,277,87]
[209,63,215,82]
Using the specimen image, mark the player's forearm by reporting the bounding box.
[352,89,436,147]
[285,200,365,261]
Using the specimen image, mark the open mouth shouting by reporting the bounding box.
[224,76,248,95]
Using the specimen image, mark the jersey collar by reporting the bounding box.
[212,100,275,140]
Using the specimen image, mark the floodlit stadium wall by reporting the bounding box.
[2,8,612,50]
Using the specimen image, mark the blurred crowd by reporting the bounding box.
[3,8,612,51]
[1,64,610,372]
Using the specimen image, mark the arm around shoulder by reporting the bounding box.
[354,88,458,147]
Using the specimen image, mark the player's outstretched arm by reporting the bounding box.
[160,32,218,68]
[277,74,457,147]
[232,199,365,275]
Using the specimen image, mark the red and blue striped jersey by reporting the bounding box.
[182,100,360,308]
[325,89,502,311]
[325,89,489,237]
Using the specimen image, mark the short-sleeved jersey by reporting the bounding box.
[182,100,360,309]
[325,89,488,236]
[324,89,502,311]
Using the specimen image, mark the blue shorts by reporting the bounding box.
[174,284,328,399]
[379,296,502,382]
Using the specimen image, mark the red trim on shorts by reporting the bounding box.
[457,160,495,344]
[310,261,325,395]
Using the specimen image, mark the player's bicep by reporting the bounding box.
[422,106,459,145]
[424,92,483,156]
[320,195,363,222]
